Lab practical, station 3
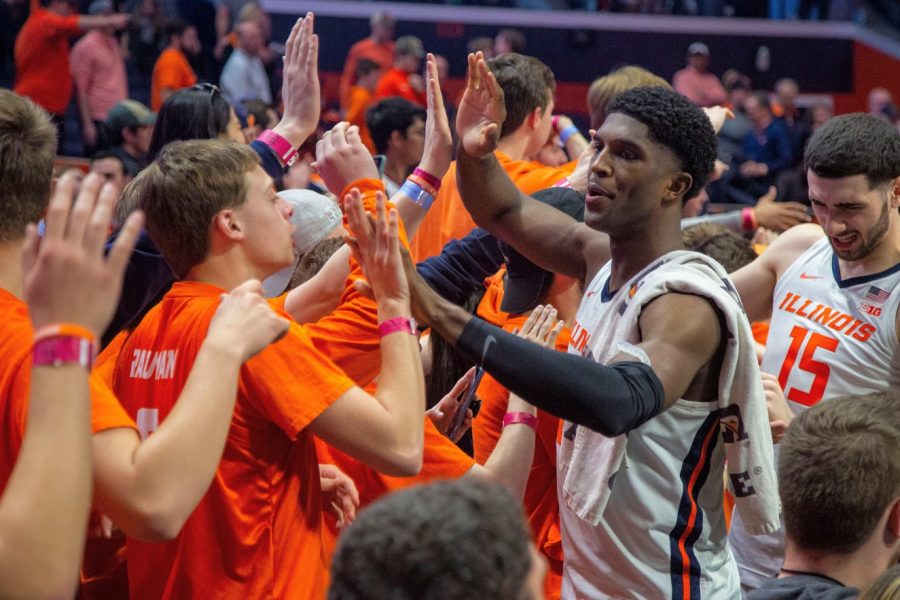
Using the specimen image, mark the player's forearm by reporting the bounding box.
[456,146,524,231]
[413,280,473,345]
[120,341,243,540]
[372,300,425,470]
[454,318,664,436]
[0,366,92,599]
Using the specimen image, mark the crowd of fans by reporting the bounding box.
[1,1,900,599]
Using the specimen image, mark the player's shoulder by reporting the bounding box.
[763,223,825,272]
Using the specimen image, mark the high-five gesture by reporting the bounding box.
[23,172,143,337]
[344,189,410,311]
[275,12,320,148]
[417,53,454,180]
[456,52,506,158]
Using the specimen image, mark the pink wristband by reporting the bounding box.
[378,316,417,338]
[32,336,94,368]
[502,411,538,432]
[257,130,299,167]
[412,167,441,192]
[741,207,758,231]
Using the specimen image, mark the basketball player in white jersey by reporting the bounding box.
[396,54,778,599]
[728,113,900,590]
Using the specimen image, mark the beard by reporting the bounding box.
[829,197,890,261]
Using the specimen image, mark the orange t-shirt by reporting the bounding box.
[345,85,376,154]
[409,151,576,261]
[13,8,81,115]
[0,289,136,495]
[317,418,474,511]
[470,272,568,599]
[150,47,197,111]
[339,38,395,107]
[374,67,426,106]
[111,281,355,599]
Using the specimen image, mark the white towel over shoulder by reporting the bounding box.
[561,251,781,535]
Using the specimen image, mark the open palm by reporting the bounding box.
[456,52,506,158]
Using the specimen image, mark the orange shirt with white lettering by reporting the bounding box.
[409,152,576,261]
[470,273,568,599]
[0,289,136,494]
[111,281,355,599]
[150,48,197,111]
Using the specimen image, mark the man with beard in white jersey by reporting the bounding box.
[728,113,900,591]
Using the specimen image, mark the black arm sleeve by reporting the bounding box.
[455,317,665,436]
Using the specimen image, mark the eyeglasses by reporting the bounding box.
[192,82,222,97]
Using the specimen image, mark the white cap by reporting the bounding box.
[262,189,342,298]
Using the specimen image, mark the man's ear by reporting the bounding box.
[526,106,543,131]
[886,496,900,539]
[664,172,693,206]
[389,129,405,149]
[213,209,244,242]
[890,176,900,208]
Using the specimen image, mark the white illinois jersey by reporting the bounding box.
[731,235,900,589]
[760,236,900,407]
[559,254,741,600]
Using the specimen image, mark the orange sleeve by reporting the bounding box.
[241,322,355,439]
[379,418,475,491]
[306,178,411,387]
[504,160,575,195]
[89,374,137,434]
[41,12,81,38]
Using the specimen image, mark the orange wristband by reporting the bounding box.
[33,322,96,344]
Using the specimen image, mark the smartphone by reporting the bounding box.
[446,366,485,441]
[373,154,387,179]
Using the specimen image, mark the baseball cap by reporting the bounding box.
[106,100,156,133]
[262,189,343,298]
[395,35,425,59]
[499,187,585,315]
[87,0,112,14]
[688,42,710,56]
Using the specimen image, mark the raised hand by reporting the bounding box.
[22,172,143,337]
[206,279,290,362]
[426,367,477,442]
[456,52,506,158]
[513,304,564,349]
[314,122,379,196]
[752,186,811,232]
[275,12,320,148]
[344,189,410,310]
[416,53,454,180]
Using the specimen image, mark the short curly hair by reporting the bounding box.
[328,479,534,600]
[607,86,717,202]
[804,113,900,187]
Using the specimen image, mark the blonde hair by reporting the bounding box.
[587,66,671,130]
